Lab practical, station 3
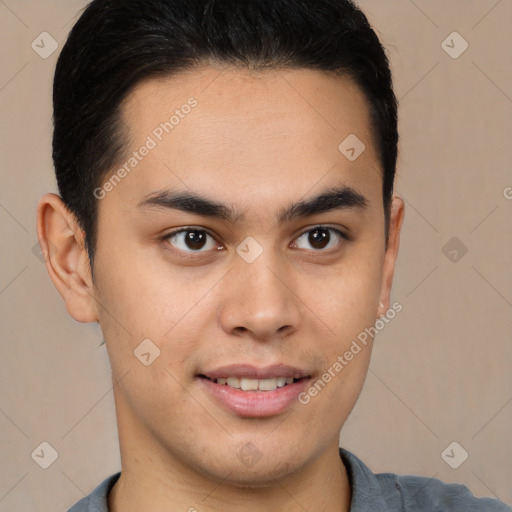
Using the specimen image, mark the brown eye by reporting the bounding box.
[293,226,346,252]
[164,228,218,253]
[308,228,330,249]
[184,230,207,250]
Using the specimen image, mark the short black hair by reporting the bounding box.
[53,0,398,272]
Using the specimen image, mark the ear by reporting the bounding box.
[377,195,405,318]
[36,193,98,323]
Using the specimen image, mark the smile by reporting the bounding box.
[209,376,298,391]
[197,365,312,417]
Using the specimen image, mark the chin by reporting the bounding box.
[213,458,302,489]
[197,441,308,488]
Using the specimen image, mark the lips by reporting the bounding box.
[200,363,310,381]
[197,364,311,417]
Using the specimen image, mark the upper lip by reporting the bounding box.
[200,364,311,380]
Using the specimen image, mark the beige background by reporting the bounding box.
[0,0,511,510]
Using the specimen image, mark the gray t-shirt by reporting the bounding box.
[67,447,511,511]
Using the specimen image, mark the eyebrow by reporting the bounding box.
[137,185,368,224]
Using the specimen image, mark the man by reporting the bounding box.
[36,0,510,510]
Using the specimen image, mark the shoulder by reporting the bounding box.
[376,471,511,511]
[339,448,510,512]
[67,472,120,512]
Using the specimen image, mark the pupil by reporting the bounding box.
[186,230,206,250]
[309,228,330,250]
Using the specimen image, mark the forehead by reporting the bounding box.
[122,66,375,148]
[112,66,382,212]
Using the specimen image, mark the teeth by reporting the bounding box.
[258,378,277,391]
[240,378,259,391]
[226,377,241,388]
[214,376,297,391]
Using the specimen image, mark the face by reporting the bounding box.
[69,67,402,484]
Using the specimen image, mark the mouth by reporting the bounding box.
[200,375,304,392]
[197,364,312,417]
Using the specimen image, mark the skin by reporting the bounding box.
[37,66,404,512]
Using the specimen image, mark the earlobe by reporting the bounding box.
[377,195,405,316]
[36,193,98,323]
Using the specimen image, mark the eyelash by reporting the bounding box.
[161,225,350,256]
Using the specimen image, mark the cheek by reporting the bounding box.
[94,242,189,332]
[292,246,383,414]
[93,246,217,381]
[308,250,384,341]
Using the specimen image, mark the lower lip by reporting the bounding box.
[199,377,310,418]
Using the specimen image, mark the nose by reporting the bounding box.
[218,249,302,342]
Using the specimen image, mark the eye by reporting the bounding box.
[162,225,348,256]
[163,228,220,253]
[292,226,348,252]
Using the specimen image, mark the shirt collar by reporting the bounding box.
[339,447,389,511]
